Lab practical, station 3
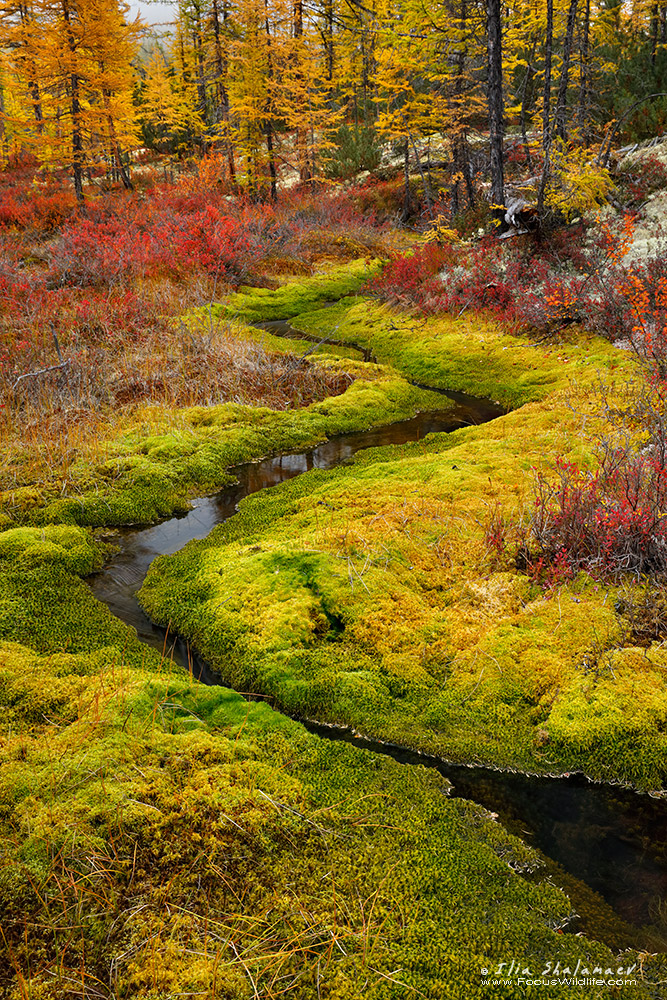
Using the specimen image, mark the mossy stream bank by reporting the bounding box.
[92,400,667,957]
[1,262,666,997]
[150,273,664,792]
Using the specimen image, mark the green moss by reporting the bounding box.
[214,258,381,323]
[1,374,449,529]
[290,298,626,409]
[2,258,667,994]
[139,368,667,789]
[0,524,105,575]
[0,619,658,997]
[0,527,153,664]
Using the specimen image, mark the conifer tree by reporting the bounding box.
[0,0,141,199]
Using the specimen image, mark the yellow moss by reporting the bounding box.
[444,573,531,647]
[349,590,435,654]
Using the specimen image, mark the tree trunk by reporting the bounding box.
[542,0,552,149]
[19,4,43,133]
[211,0,236,182]
[452,0,475,210]
[62,0,84,204]
[410,135,433,218]
[538,0,553,214]
[519,46,535,170]
[292,0,310,181]
[191,3,208,152]
[578,0,591,139]
[553,0,579,141]
[401,140,411,223]
[265,120,277,201]
[264,4,278,199]
[486,0,504,211]
[324,0,334,80]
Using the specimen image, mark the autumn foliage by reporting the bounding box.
[0,160,387,495]
[527,241,667,581]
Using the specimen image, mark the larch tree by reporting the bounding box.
[137,45,205,154]
[0,0,142,200]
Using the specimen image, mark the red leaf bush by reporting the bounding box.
[531,449,667,579]
[529,267,667,582]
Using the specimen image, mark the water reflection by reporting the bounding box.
[302,722,667,950]
[88,395,667,952]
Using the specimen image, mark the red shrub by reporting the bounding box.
[531,450,667,579]
[47,201,252,286]
[153,205,251,278]
[366,243,453,310]
[615,155,667,206]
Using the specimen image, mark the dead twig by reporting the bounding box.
[12,360,70,393]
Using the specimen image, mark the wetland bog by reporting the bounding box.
[2,262,667,998]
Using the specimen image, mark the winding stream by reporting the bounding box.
[255,317,378,362]
[89,393,667,954]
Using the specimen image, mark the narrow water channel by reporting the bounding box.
[88,395,667,955]
[255,317,378,361]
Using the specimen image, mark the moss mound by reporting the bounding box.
[2,536,658,998]
[0,369,447,528]
[217,259,381,323]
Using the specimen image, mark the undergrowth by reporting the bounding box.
[0,158,388,488]
[1,528,651,998]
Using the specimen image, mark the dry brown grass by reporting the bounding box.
[0,289,356,491]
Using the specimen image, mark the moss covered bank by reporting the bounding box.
[1,262,666,996]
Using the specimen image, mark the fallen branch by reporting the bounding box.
[12,359,70,393]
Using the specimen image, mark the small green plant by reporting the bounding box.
[324,125,382,181]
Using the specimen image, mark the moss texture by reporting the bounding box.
[0,368,447,528]
[222,286,627,409]
[216,259,381,323]
[2,260,667,996]
[2,535,660,998]
[139,406,667,788]
[139,278,667,790]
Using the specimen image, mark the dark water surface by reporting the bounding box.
[255,316,377,361]
[304,722,667,949]
[88,396,667,952]
[89,394,499,646]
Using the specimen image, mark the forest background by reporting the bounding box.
[2,0,667,213]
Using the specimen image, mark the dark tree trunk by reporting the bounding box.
[265,120,277,201]
[211,0,235,182]
[401,141,411,222]
[578,0,591,139]
[553,0,579,141]
[264,5,278,199]
[410,135,433,217]
[19,4,43,132]
[62,0,84,203]
[519,45,536,169]
[538,0,553,213]
[292,0,310,181]
[452,0,475,211]
[486,0,504,211]
[192,7,208,153]
[542,0,553,149]
[324,0,334,79]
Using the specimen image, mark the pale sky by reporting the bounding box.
[129,0,175,28]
